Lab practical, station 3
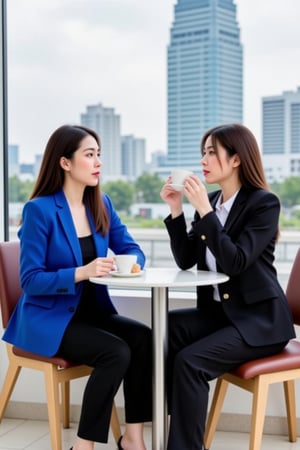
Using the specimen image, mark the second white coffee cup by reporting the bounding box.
[171,169,193,190]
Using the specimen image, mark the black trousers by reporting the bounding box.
[58,312,152,443]
[166,302,287,450]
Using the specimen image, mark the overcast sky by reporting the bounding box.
[7,0,300,163]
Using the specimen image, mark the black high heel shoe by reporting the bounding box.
[117,435,124,450]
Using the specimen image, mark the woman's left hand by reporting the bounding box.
[184,175,213,218]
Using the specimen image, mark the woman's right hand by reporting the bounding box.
[75,257,115,282]
[160,176,183,218]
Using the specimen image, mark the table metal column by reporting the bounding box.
[151,286,169,450]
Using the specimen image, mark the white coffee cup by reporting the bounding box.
[114,254,137,274]
[171,169,193,191]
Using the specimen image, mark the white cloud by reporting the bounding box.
[236,0,300,140]
[7,0,300,161]
[8,0,173,160]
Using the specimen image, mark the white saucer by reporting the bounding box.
[110,270,144,278]
[170,183,184,192]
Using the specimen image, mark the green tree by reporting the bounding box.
[276,177,300,207]
[102,180,135,214]
[8,176,21,202]
[20,179,35,201]
[269,181,281,197]
[135,173,164,203]
[9,176,34,202]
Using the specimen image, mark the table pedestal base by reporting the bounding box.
[152,286,169,450]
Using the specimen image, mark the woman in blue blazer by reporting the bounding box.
[160,123,295,450]
[3,125,151,450]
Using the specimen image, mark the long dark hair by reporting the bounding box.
[29,124,109,234]
[201,123,281,240]
[201,123,269,190]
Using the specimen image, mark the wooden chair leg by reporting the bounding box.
[204,377,229,450]
[249,376,269,450]
[0,359,21,421]
[284,379,297,442]
[110,401,122,444]
[61,381,70,429]
[44,364,63,450]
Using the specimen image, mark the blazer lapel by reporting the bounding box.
[54,190,82,265]
[224,187,248,231]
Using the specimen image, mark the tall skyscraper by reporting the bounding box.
[262,87,300,183]
[121,135,146,181]
[167,0,243,169]
[80,103,121,179]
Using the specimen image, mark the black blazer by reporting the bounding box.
[164,187,296,346]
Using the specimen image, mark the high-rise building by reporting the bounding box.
[167,0,243,170]
[80,103,121,180]
[262,87,300,183]
[149,150,168,169]
[121,135,146,181]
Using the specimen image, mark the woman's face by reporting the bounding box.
[61,135,102,187]
[201,135,240,185]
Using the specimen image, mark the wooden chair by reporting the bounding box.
[204,248,300,450]
[0,240,121,450]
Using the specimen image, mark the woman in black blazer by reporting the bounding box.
[160,123,295,450]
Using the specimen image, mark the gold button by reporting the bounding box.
[223,293,229,300]
[200,235,206,240]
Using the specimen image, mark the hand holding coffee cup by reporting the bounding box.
[114,254,137,274]
[171,169,193,191]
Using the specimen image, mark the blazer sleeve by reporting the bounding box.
[18,200,77,297]
[164,189,280,276]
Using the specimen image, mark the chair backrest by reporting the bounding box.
[285,248,300,326]
[0,240,21,328]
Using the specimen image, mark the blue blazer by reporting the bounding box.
[164,187,296,346]
[3,190,145,357]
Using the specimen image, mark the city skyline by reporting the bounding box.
[262,87,300,183]
[7,0,300,163]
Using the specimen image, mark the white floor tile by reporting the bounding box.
[0,418,300,449]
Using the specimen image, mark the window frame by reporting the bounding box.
[0,0,8,242]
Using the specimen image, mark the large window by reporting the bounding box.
[0,0,7,241]
[4,0,300,274]
[6,0,171,241]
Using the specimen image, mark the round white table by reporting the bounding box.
[90,267,229,450]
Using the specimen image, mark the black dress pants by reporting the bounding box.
[166,302,287,450]
[58,312,152,443]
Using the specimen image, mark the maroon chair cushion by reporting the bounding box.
[12,346,79,369]
[0,241,21,328]
[230,340,300,380]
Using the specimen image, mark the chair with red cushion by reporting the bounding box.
[204,248,300,450]
[0,240,122,450]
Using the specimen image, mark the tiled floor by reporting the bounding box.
[0,418,300,450]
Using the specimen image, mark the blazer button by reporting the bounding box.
[223,293,230,300]
[200,235,206,240]
[68,307,75,313]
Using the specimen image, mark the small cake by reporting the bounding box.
[131,263,141,273]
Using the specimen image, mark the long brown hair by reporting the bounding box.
[201,123,269,190]
[201,123,281,240]
[30,124,109,234]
